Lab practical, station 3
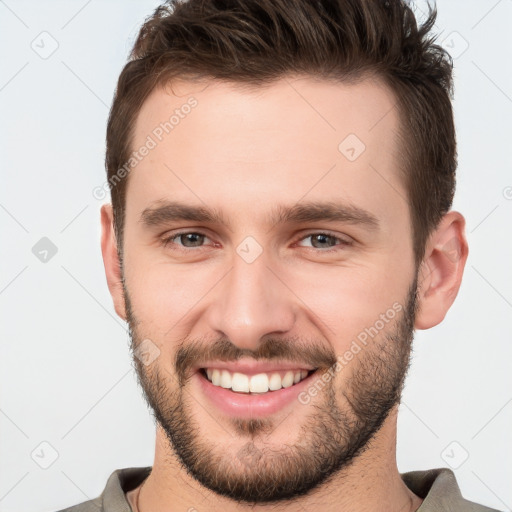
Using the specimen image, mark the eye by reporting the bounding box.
[160,230,352,253]
[295,232,352,252]
[162,231,213,251]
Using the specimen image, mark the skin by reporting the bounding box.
[101,75,468,511]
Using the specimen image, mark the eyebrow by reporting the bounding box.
[139,200,380,232]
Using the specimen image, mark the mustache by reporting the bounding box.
[174,336,338,385]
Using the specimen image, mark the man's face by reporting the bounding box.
[121,76,418,502]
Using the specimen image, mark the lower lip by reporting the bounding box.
[195,370,317,418]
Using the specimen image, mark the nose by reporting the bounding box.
[205,253,296,352]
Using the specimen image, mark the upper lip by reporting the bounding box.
[194,359,317,376]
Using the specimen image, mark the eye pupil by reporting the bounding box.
[181,233,204,247]
[312,234,335,248]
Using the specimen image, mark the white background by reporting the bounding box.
[0,1,511,511]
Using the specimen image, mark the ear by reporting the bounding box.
[414,211,469,330]
[100,204,127,321]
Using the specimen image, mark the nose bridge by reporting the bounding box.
[207,251,296,350]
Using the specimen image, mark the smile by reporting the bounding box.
[195,363,320,418]
[201,368,316,394]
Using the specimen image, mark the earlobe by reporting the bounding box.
[414,211,469,330]
[100,204,127,321]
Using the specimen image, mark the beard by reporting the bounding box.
[124,276,419,504]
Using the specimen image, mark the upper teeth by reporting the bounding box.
[205,369,310,393]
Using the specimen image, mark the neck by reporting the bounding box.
[138,407,423,512]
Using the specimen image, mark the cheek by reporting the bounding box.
[124,256,220,327]
[283,260,411,348]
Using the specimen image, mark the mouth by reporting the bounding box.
[194,364,320,418]
[199,367,317,394]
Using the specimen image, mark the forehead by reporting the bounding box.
[126,75,406,232]
[133,75,400,160]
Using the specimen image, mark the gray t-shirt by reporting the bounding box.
[57,466,502,511]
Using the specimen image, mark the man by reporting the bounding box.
[60,0,500,510]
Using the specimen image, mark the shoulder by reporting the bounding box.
[56,496,103,512]
[401,467,502,512]
[55,467,152,512]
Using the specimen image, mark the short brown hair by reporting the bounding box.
[106,0,456,268]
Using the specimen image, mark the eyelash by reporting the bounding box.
[160,230,353,254]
